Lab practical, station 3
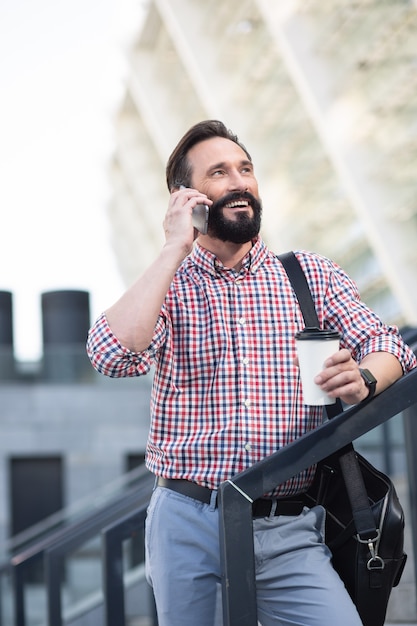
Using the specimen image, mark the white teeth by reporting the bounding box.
[225,200,249,208]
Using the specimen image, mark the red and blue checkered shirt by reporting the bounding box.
[87,237,416,495]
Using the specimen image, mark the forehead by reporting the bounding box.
[187,136,249,173]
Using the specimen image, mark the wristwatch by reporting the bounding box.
[359,368,377,400]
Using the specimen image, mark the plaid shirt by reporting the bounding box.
[87,237,416,495]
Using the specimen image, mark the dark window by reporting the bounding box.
[9,456,64,582]
[10,456,63,536]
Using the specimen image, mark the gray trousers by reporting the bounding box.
[145,485,363,626]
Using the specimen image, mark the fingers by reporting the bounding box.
[167,188,210,234]
[323,347,351,368]
[313,349,366,404]
[163,187,212,249]
[315,349,355,384]
[171,186,212,211]
[294,345,368,405]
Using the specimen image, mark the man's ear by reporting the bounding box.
[171,181,185,192]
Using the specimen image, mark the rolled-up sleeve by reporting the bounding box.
[324,262,417,373]
[86,312,165,377]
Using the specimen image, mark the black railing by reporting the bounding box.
[217,367,417,626]
[2,462,152,560]
[102,506,157,625]
[3,466,155,626]
[2,361,416,625]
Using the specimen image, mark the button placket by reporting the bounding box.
[234,274,254,454]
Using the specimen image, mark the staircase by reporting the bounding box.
[1,371,417,625]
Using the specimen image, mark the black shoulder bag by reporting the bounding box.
[278,251,407,626]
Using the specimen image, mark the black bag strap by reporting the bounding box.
[278,251,379,541]
[277,252,342,418]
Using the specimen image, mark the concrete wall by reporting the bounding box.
[0,373,153,548]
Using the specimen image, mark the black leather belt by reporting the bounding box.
[156,477,305,517]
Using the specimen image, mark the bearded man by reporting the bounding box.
[87,120,416,626]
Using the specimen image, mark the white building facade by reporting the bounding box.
[109,0,417,329]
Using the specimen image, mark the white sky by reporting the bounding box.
[0,0,145,361]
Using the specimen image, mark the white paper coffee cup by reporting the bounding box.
[295,327,341,405]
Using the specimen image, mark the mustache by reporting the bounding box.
[211,191,259,212]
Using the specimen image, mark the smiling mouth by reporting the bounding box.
[224,200,250,209]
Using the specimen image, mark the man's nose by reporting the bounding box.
[228,170,248,192]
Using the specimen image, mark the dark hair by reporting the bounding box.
[165,120,252,191]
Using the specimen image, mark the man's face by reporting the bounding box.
[188,137,262,243]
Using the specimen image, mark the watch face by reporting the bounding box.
[360,368,377,398]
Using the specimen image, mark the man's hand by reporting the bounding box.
[312,349,403,406]
[313,349,369,405]
[165,187,212,252]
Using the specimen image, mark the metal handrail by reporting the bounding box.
[8,466,155,626]
[3,368,416,624]
[101,501,157,626]
[0,463,150,561]
[218,368,417,626]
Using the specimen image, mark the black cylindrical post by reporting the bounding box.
[41,290,91,381]
[0,290,16,379]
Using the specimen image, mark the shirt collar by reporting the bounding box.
[191,236,268,276]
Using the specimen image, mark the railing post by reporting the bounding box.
[403,402,417,604]
[11,564,25,626]
[45,548,63,626]
[102,525,126,626]
[218,483,257,626]
[102,506,153,625]
[218,369,417,625]
[402,337,417,603]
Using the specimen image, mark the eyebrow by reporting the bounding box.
[208,159,253,172]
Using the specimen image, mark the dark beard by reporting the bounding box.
[207,191,262,244]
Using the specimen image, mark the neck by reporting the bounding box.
[197,236,253,271]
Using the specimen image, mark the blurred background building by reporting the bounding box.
[108,0,417,332]
[1,0,417,623]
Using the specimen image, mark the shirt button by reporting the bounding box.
[235,277,243,285]
[244,442,252,451]
[243,399,251,408]
[238,317,246,325]
[242,357,249,365]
